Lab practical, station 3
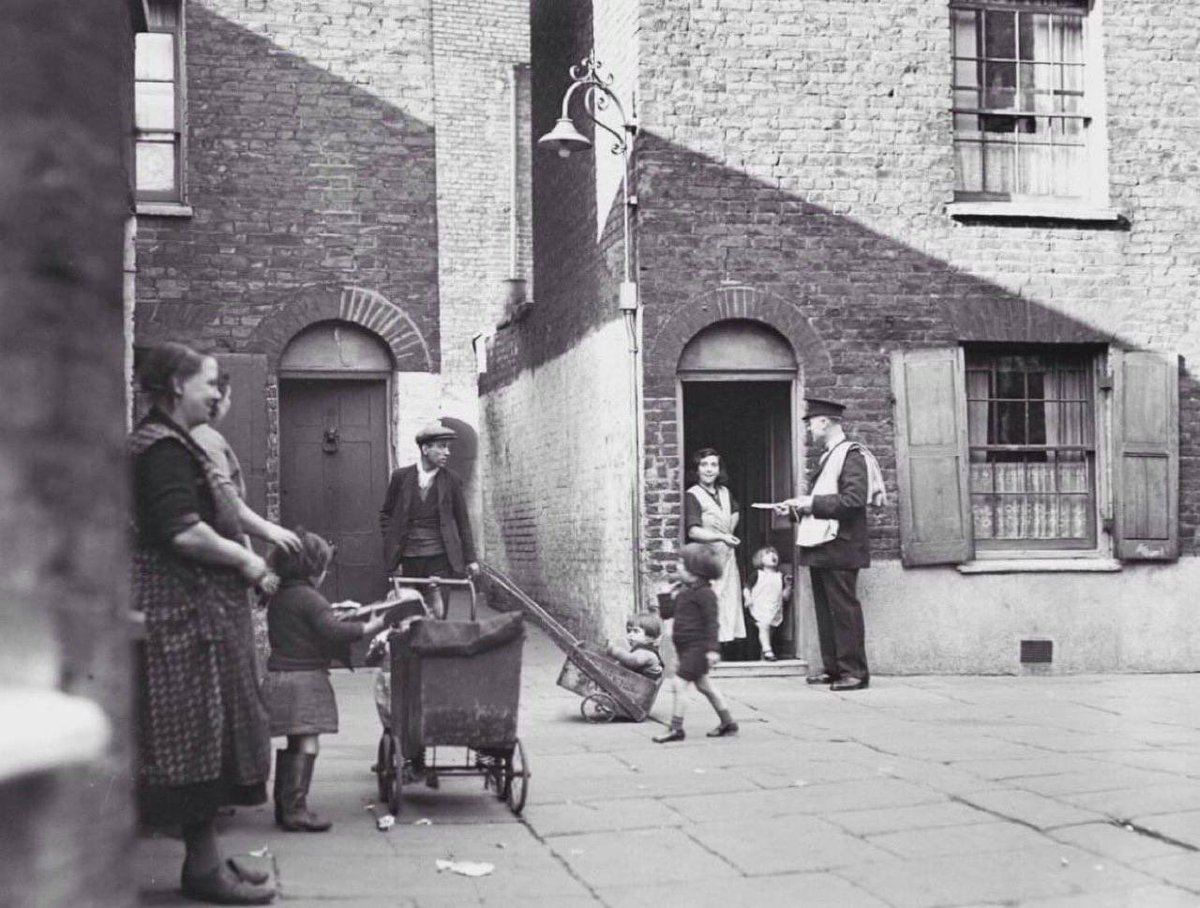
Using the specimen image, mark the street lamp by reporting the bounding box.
[538,50,644,611]
[537,49,639,314]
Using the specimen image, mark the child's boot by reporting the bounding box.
[653,717,685,744]
[272,750,286,825]
[707,708,739,738]
[277,752,331,832]
[296,753,332,832]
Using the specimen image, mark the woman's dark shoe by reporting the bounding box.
[830,676,869,692]
[762,650,777,662]
[707,721,739,738]
[181,863,275,905]
[653,727,686,744]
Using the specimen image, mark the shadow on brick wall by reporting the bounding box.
[632,131,1200,567]
[135,4,441,360]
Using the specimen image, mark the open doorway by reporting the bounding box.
[681,380,796,660]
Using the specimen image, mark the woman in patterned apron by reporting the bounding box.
[131,343,289,905]
[684,448,746,649]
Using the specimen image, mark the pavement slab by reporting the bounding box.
[956,787,1109,829]
[596,872,891,908]
[1048,821,1194,863]
[133,612,1200,907]
[687,815,895,874]
[544,827,740,888]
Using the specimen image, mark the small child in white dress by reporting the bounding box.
[744,545,791,662]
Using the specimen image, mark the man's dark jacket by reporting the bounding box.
[379,465,477,573]
[797,445,871,570]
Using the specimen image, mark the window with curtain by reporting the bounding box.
[135,0,183,201]
[951,1,1090,201]
[966,348,1096,549]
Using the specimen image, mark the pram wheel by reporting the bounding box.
[580,692,618,723]
[504,738,529,815]
[376,732,397,806]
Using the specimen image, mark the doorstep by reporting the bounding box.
[711,658,808,679]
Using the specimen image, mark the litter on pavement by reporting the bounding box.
[436,859,495,878]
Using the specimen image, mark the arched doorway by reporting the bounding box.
[279,321,393,605]
[678,319,800,661]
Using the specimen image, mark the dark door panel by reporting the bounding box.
[280,379,389,608]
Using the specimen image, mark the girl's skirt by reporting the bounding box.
[262,669,339,736]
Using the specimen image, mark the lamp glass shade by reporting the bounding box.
[538,117,592,157]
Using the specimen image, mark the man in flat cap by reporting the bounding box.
[776,398,885,691]
[379,420,479,618]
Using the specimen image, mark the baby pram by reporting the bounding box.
[481,564,661,723]
[372,576,529,816]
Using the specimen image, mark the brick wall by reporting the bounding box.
[635,0,1200,575]
[135,0,440,358]
[0,1,136,904]
[481,319,635,641]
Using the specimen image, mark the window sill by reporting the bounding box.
[946,201,1123,223]
[136,202,193,218]
[0,688,110,783]
[957,558,1121,574]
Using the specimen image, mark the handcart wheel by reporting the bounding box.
[505,738,529,815]
[580,692,618,723]
[376,732,395,804]
[387,741,404,815]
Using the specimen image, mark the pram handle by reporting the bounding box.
[388,575,477,621]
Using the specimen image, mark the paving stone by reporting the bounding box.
[596,872,890,908]
[1068,784,1200,819]
[544,828,739,888]
[1014,886,1200,908]
[1131,811,1200,850]
[825,800,999,836]
[838,843,1160,908]
[957,788,1108,829]
[1136,852,1200,891]
[1048,822,1192,863]
[664,776,943,823]
[866,820,1049,858]
[522,797,685,837]
[688,815,893,874]
[1018,766,1182,797]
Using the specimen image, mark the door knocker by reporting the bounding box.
[322,427,340,454]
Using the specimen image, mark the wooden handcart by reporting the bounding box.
[480,564,661,723]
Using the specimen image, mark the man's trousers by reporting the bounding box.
[809,567,869,681]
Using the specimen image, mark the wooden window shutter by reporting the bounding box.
[890,348,973,566]
[1112,350,1179,561]
[213,353,270,518]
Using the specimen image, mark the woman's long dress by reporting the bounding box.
[131,411,271,825]
[685,484,746,643]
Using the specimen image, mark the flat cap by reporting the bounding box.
[802,397,846,420]
[415,420,457,445]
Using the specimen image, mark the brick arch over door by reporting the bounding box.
[644,284,834,396]
[250,285,435,371]
[639,284,834,606]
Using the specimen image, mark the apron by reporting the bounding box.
[687,485,746,642]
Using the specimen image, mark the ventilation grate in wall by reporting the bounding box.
[1020,639,1054,664]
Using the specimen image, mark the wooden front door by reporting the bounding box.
[280,379,389,604]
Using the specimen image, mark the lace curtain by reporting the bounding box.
[969,367,1090,541]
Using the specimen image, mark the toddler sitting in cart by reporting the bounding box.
[605,613,664,679]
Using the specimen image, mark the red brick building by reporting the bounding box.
[478,0,1200,673]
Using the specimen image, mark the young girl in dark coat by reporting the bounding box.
[653,542,739,743]
[262,531,387,831]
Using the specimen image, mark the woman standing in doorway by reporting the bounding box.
[684,448,746,650]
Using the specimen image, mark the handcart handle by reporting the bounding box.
[389,575,477,621]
